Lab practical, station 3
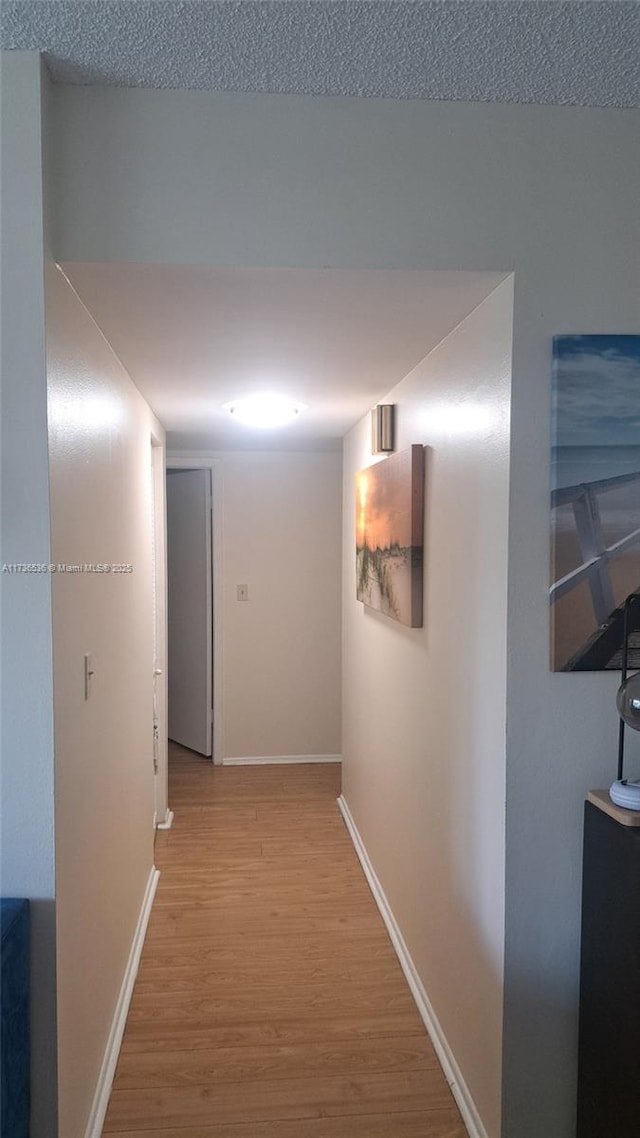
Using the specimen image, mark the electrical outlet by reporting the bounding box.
[237,584,248,602]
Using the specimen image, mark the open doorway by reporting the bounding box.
[166,466,215,759]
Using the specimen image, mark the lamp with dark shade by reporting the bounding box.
[610,592,640,810]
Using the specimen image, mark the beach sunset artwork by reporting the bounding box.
[551,335,640,670]
[356,445,425,628]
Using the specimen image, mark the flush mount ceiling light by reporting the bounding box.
[223,394,307,428]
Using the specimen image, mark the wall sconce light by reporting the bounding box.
[371,404,395,454]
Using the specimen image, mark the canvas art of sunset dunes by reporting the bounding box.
[356,444,425,628]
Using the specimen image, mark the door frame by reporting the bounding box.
[166,452,223,765]
[151,433,170,824]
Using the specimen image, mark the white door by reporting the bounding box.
[151,439,168,823]
[166,469,213,756]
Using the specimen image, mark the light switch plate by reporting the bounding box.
[237,584,248,602]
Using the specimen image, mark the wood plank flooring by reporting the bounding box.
[103,745,466,1137]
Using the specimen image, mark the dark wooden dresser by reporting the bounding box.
[576,792,640,1137]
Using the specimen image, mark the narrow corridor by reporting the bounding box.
[103,746,466,1136]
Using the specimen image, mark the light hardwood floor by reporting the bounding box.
[103,745,466,1137]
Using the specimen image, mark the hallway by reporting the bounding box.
[103,747,466,1136]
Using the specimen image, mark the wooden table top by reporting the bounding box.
[587,789,640,828]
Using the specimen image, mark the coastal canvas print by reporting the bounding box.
[356,445,425,628]
[551,335,640,670]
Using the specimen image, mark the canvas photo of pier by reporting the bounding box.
[551,335,640,670]
[356,444,425,628]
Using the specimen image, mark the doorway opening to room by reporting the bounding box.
[166,464,217,761]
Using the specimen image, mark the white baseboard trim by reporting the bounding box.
[84,865,160,1138]
[222,754,342,766]
[156,809,174,830]
[337,795,488,1138]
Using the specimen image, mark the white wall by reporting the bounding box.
[169,450,343,760]
[0,53,58,1135]
[343,278,513,1137]
[46,264,163,1137]
[31,81,640,1136]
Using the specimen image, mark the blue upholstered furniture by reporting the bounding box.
[1,899,30,1138]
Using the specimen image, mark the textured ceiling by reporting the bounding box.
[3,1,639,107]
[61,265,506,446]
